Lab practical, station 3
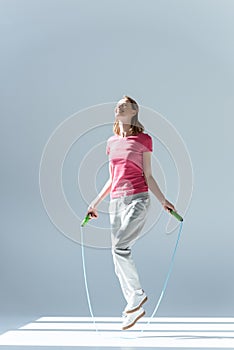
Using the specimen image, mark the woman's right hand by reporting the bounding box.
[87,205,99,219]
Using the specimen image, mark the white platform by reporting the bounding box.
[1,317,234,348]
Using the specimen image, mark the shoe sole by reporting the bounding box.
[125,296,148,314]
[122,310,145,330]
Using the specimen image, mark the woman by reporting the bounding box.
[87,95,176,330]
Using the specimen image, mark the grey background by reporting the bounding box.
[1,0,233,335]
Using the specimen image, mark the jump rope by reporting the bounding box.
[80,207,184,339]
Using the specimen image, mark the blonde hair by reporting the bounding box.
[113,95,145,136]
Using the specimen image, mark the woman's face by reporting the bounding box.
[114,99,136,122]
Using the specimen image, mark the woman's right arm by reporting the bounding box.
[87,163,113,218]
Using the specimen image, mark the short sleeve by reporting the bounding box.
[144,134,153,152]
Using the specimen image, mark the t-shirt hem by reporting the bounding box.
[110,189,149,199]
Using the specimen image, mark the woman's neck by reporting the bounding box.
[119,124,131,137]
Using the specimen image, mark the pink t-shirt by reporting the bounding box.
[106,132,153,199]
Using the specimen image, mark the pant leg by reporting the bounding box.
[109,193,150,302]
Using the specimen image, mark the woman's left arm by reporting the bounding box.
[143,152,176,213]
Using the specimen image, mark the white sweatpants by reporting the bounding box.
[109,191,151,302]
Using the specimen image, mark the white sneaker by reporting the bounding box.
[122,307,145,330]
[124,289,148,313]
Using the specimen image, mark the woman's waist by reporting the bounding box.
[110,190,149,201]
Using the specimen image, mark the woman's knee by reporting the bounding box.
[112,246,131,257]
